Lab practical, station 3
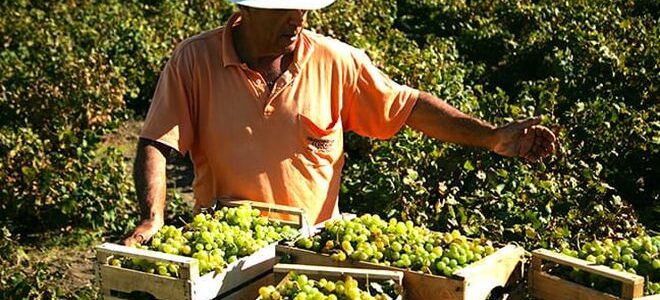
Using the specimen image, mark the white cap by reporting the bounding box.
[229,0,336,10]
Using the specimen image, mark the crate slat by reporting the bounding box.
[98,265,191,300]
[530,269,622,300]
[274,263,404,282]
[216,199,309,231]
[97,243,199,280]
[222,272,276,300]
[455,245,525,300]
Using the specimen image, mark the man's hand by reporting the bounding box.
[123,218,164,246]
[492,116,556,161]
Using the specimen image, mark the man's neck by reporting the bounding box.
[233,24,295,87]
[234,24,284,69]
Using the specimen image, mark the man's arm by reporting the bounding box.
[123,138,171,246]
[406,92,556,161]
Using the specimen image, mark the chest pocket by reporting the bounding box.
[297,114,343,167]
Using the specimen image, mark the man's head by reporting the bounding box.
[229,0,335,57]
[238,6,308,55]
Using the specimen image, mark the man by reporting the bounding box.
[124,0,556,246]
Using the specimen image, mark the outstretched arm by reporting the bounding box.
[123,138,170,246]
[406,91,555,160]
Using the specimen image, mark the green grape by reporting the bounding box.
[157,265,169,276]
[652,259,660,269]
[151,237,162,249]
[110,258,121,267]
[391,242,402,252]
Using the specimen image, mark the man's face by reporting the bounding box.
[241,7,308,56]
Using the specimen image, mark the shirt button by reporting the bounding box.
[264,106,274,115]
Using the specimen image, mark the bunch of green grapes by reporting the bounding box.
[258,271,399,300]
[554,235,659,295]
[115,204,300,277]
[295,214,496,277]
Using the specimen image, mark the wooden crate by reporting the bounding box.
[529,249,659,300]
[223,272,276,300]
[277,243,525,300]
[201,214,359,300]
[95,200,307,300]
[256,264,405,300]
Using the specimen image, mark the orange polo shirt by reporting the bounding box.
[141,13,419,225]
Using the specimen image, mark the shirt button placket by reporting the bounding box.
[254,77,267,99]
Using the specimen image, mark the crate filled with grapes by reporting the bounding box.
[529,235,660,300]
[95,200,308,300]
[256,263,404,300]
[277,214,524,300]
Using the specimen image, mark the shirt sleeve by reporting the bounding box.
[342,50,419,139]
[140,51,196,155]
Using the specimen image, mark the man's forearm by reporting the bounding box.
[406,91,497,150]
[134,138,169,223]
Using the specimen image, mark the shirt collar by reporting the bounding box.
[221,13,314,69]
[222,13,243,68]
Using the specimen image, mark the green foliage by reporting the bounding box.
[0,2,139,237]
[0,127,138,235]
[0,2,126,133]
[0,0,233,236]
[108,0,234,113]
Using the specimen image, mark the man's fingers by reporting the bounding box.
[124,230,152,246]
[123,220,162,246]
[540,128,556,154]
[542,127,556,142]
[510,123,556,162]
[500,118,556,161]
[524,153,536,162]
[531,125,556,140]
[523,137,552,162]
[528,150,541,161]
[532,126,556,156]
[123,236,139,246]
[517,128,534,156]
[543,138,555,153]
[517,116,542,129]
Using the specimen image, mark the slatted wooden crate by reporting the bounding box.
[529,249,660,300]
[95,200,309,300]
[256,264,405,300]
[223,272,276,300]
[277,243,524,300]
